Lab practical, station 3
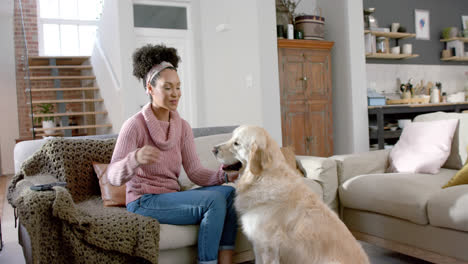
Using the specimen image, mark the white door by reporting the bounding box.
[133,0,196,125]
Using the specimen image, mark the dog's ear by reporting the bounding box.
[248,141,272,175]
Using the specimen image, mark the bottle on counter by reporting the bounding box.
[465,72,468,101]
[431,83,441,104]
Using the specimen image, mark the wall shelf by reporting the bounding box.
[440,37,468,43]
[366,53,419,59]
[441,56,468,61]
[364,30,416,39]
[364,30,418,60]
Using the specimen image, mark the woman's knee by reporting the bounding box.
[214,185,236,200]
[205,191,227,211]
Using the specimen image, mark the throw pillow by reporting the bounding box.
[388,119,459,174]
[414,112,468,169]
[92,162,126,207]
[443,145,468,188]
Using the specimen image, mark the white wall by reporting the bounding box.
[0,0,19,174]
[197,0,281,143]
[318,0,369,154]
[92,0,125,134]
[256,0,282,144]
[92,0,138,134]
[93,0,281,144]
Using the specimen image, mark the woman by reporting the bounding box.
[107,44,238,264]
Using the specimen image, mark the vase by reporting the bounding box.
[42,120,56,135]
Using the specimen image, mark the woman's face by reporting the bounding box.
[148,69,181,111]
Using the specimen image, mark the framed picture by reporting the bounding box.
[415,9,430,40]
[462,16,468,31]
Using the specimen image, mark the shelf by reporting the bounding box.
[364,30,416,39]
[440,37,468,42]
[440,56,468,61]
[366,53,419,60]
[369,130,402,139]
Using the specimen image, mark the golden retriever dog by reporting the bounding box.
[213,125,369,264]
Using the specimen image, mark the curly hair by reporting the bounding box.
[132,44,181,88]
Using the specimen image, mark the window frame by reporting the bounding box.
[37,0,101,56]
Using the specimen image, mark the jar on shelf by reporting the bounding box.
[376,37,386,53]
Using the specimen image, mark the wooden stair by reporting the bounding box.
[29,65,93,70]
[29,75,96,80]
[32,98,104,104]
[30,87,99,92]
[27,56,112,138]
[33,111,108,118]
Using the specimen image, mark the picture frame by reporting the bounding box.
[462,15,468,31]
[415,9,430,40]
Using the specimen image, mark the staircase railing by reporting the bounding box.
[17,0,35,139]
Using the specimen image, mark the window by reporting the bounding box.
[133,4,187,30]
[38,0,103,56]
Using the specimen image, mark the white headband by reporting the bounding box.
[145,61,174,94]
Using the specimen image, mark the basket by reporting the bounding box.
[295,14,325,40]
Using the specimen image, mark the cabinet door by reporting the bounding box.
[281,100,332,157]
[303,49,331,101]
[280,48,307,102]
[278,47,333,157]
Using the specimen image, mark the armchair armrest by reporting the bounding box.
[331,149,390,185]
[296,156,338,209]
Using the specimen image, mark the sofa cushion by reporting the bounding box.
[178,133,232,190]
[340,169,456,225]
[414,112,468,169]
[388,119,458,174]
[443,146,468,188]
[159,224,198,250]
[427,184,468,232]
[159,223,252,253]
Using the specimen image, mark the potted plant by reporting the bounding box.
[34,103,56,135]
[279,0,302,25]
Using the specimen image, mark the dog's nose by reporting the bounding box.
[212,146,219,155]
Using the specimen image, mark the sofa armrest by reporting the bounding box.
[8,174,58,208]
[331,149,390,185]
[296,156,338,207]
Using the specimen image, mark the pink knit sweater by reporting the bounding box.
[107,103,225,205]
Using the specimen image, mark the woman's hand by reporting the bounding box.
[226,171,239,183]
[136,145,161,165]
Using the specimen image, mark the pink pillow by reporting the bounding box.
[388,119,459,174]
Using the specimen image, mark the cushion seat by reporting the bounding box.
[339,169,456,225]
[159,224,198,250]
[428,184,468,232]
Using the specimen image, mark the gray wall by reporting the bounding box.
[364,0,468,65]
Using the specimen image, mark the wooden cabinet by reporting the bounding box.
[277,39,334,157]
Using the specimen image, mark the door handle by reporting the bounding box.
[306,136,314,143]
[300,77,308,81]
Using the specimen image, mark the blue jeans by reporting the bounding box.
[127,185,237,264]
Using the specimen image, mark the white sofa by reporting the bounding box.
[332,112,468,264]
[13,126,336,264]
